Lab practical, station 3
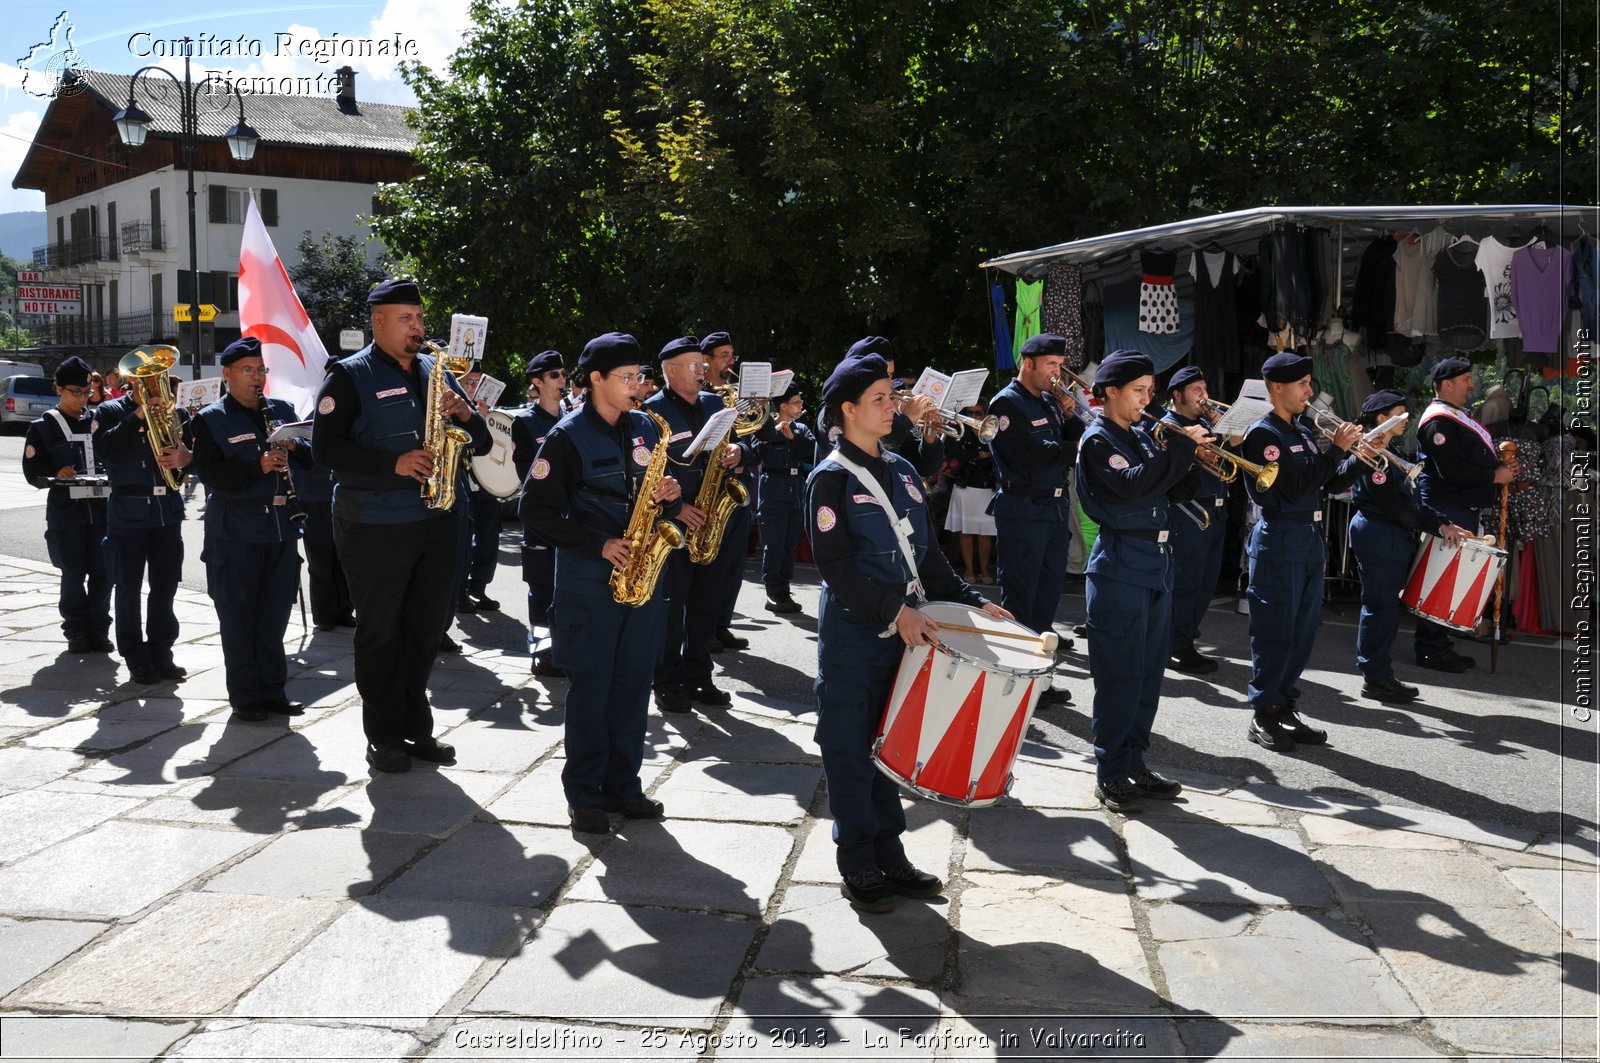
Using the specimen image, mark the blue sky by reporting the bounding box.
[1,0,472,213]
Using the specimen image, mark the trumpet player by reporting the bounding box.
[96,346,194,686]
[1241,352,1361,753]
[190,337,310,722]
[311,279,491,774]
[1161,367,1230,675]
[1348,391,1475,704]
[519,333,683,834]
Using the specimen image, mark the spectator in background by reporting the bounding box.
[944,400,998,584]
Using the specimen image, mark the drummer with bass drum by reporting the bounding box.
[805,346,1010,914]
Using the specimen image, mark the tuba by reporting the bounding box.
[419,341,473,511]
[611,410,685,605]
[685,388,752,564]
[118,344,184,490]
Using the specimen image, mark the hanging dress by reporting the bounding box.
[990,282,1015,370]
[1011,277,1043,363]
[1138,249,1180,334]
[1042,261,1085,364]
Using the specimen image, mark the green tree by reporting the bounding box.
[288,231,389,350]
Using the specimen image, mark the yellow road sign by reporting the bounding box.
[172,303,192,322]
[197,303,219,323]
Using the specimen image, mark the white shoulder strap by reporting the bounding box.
[44,407,95,473]
[825,450,924,606]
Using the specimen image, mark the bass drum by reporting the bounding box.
[470,408,521,498]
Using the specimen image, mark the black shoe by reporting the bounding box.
[66,638,94,654]
[230,703,270,722]
[1129,768,1183,800]
[1168,645,1218,675]
[1095,779,1145,814]
[657,692,694,715]
[569,805,612,835]
[1362,676,1420,704]
[471,593,500,611]
[880,864,942,898]
[1038,684,1072,706]
[1280,707,1327,745]
[89,636,115,653]
[366,743,412,773]
[1416,653,1468,674]
[531,653,564,678]
[314,620,338,632]
[439,635,462,654]
[1248,712,1297,752]
[765,594,802,615]
[334,613,357,629]
[715,628,749,650]
[129,667,163,685]
[157,662,187,681]
[603,794,664,819]
[407,737,456,764]
[841,869,895,913]
[690,684,732,707]
[455,596,478,614]
[1448,649,1478,669]
[262,699,306,717]
[1074,624,1089,638]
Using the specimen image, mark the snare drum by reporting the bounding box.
[1400,535,1507,633]
[872,601,1056,807]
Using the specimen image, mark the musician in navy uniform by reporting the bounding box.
[1160,367,1230,674]
[753,382,816,614]
[520,333,683,834]
[644,337,750,713]
[987,333,1085,704]
[1076,350,1208,813]
[1240,352,1361,752]
[1412,357,1517,672]
[455,366,503,615]
[311,279,491,774]
[190,337,311,722]
[20,356,111,654]
[701,330,753,650]
[301,360,354,632]
[95,347,194,685]
[1347,390,1474,704]
[806,349,1007,913]
[513,349,567,675]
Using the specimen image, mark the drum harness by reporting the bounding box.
[826,450,926,639]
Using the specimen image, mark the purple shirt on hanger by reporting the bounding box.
[1510,244,1574,354]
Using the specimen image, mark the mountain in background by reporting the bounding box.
[0,212,46,263]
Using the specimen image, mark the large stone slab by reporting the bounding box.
[720,975,942,1059]
[1123,821,1331,906]
[19,892,339,1014]
[648,761,820,825]
[21,714,184,753]
[132,775,354,835]
[166,1018,421,1061]
[69,720,287,786]
[566,819,792,915]
[217,705,371,781]
[469,901,755,1029]
[236,897,523,1027]
[0,918,106,999]
[790,801,957,885]
[675,711,819,764]
[0,746,82,794]
[0,1014,191,1062]
[482,758,569,827]
[98,695,230,723]
[0,821,257,918]
[1178,1019,1442,1059]
[1318,846,1530,909]
[1229,783,1538,850]
[203,827,430,899]
[1135,789,1280,827]
[385,822,588,908]
[1502,866,1599,939]
[964,806,1121,879]
[0,789,143,864]
[428,1018,696,1060]
[1300,813,1462,851]
[313,768,515,836]
[939,1012,1185,1060]
[427,716,563,775]
[753,884,949,981]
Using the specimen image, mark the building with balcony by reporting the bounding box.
[11,66,417,366]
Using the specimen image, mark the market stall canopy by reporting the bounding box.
[980,204,1600,281]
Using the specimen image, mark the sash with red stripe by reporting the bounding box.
[1419,400,1495,455]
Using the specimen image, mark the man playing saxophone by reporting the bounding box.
[519,333,683,834]
[311,279,491,775]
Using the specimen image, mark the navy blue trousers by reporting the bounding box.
[1086,571,1171,783]
[466,490,502,594]
[815,652,908,875]
[523,541,555,648]
[103,524,183,671]
[996,516,1071,635]
[45,521,110,640]
[1168,504,1226,652]
[1246,554,1323,710]
[758,501,804,591]
[1414,504,1480,660]
[712,503,752,630]
[205,538,300,705]
[301,500,351,626]
[552,587,665,808]
[656,550,722,693]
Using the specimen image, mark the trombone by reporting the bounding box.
[1046,373,1098,428]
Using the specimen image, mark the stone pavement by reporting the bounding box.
[0,552,1594,1061]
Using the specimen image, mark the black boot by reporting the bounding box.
[1248,708,1297,752]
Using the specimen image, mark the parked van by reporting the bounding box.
[0,375,59,432]
[0,360,45,379]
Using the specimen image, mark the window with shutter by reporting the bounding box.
[261,188,278,227]
[209,185,227,224]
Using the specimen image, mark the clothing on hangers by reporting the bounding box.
[1408,226,1453,337]
[1475,235,1526,339]
[1041,261,1085,362]
[1433,240,1488,349]
[1137,249,1180,334]
[1510,242,1573,354]
[1189,246,1241,377]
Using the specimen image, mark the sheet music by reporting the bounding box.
[1212,379,1273,437]
[685,407,739,458]
[911,367,952,405]
[472,373,506,409]
[266,420,314,443]
[448,314,488,363]
[944,369,988,413]
[175,377,222,409]
[737,362,773,399]
[767,369,794,397]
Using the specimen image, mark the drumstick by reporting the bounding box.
[934,622,1061,656]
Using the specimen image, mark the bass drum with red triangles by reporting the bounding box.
[872,602,1056,807]
[1400,534,1508,634]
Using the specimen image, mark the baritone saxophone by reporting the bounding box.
[611,409,684,606]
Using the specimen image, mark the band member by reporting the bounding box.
[1241,352,1361,752]
[700,331,752,651]
[943,400,997,584]
[95,349,194,685]
[301,361,354,632]
[21,356,111,653]
[455,366,503,615]
[882,344,945,478]
[1348,390,1474,703]
[807,348,1005,912]
[512,349,566,676]
[1161,367,1229,674]
[311,278,491,774]
[645,336,749,713]
[1076,351,1207,812]
[753,382,816,614]
[190,337,310,721]
[987,332,1084,704]
[1413,357,1517,671]
[520,332,683,833]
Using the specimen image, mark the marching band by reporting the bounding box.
[21,274,1548,912]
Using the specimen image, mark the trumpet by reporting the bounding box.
[892,390,964,441]
[1047,373,1098,428]
[1149,419,1279,491]
[1356,412,1423,483]
[1307,406,1390,474]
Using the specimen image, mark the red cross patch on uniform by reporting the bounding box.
[1263,445,1281,461]
[1372,471,1387,485]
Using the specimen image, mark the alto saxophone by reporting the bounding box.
[419,341,473,511]
[611,410,684,606]
[684,390,750,564]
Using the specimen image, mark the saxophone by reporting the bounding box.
[419,341,473,511]
[684,389,750,564]
[611,409,685,606]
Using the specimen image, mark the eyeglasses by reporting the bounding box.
[544,370,566,379]
[236,365,271,376]
[608,372,642,386]
[60,386,90,397]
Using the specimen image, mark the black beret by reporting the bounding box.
[1360,390,1407,419]
[577,332,641,376]
[366,278,422,305]
[1262,352,1314,383]
[1095,349,1155,389]
[659,336,703,361]
[1020,333,1067,359]
[1431,357,1473,384]
[1167,366,1205,392]
[53,356,91,387]
[525,350,563,378]
[219,336,263,366]
[845,336,895,363]
[777,381,803,404]
[700,331,732,351]
[822,353,890,408]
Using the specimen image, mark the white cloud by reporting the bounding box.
[366,0,473,86]
[0,107,47,214]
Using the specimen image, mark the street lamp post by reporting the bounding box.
[112,39,258,375]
